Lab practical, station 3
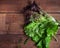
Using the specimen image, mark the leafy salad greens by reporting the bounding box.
[24,11,59,48]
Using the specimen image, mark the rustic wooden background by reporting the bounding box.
[0,0,60,48]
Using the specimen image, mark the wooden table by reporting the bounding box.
[0,0,60,48]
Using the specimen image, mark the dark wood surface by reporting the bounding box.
[0,0,60,48]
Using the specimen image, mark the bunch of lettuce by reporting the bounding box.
[24,12,59,48]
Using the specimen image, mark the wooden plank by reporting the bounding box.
[6,14,60,34]
[6,14,24,34]
[0,0,28,12]
[0,0,60,12]
[36,0,60,12]
[0,0,28,4]
[0,13,60,34]
[0,14,7,34]
[0,4,26,12]
[0,14,25,34]
[0,34,59,48]
[0,34,36,48]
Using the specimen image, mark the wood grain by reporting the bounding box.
[0,0,60,48]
